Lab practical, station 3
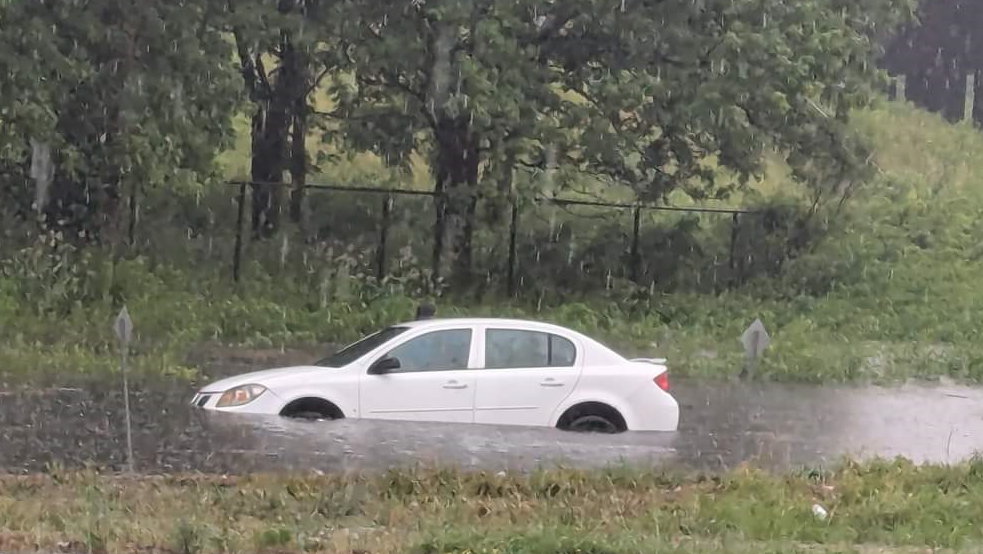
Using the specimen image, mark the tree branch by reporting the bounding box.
[307,65,332,96]
[533,10,581,43]
[232,27,263,101]
[254,54,273,99]
[227,0,271,101]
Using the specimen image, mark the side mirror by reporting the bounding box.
[368,356,401,374]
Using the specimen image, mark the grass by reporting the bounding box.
[3,459,983,553]
[4,269,981,388]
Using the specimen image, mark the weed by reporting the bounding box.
[3,460,983,553]
[174,520,205,554]
[254,527,293,550]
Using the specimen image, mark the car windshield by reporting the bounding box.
[315,326,409,367]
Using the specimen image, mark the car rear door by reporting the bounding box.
[359,327,478,423]
[473,326,581,427]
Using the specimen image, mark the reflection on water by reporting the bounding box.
[675,379,983,470]
[1,375,981,474]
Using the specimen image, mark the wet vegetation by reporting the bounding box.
[5,0,983,387]
[2,459,983,553]
[6,102,983,386]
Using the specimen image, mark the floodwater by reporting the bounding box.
[1,356,981,474]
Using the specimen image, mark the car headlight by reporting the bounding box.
[216,384,267,407]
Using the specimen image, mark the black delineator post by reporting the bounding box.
[377,195,393,281]
[233,182,247,283]
[629,204,642,282]
[506,197,519,296]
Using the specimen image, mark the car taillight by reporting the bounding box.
[654,372,669,391]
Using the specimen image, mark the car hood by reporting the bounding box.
[199,365,333,392]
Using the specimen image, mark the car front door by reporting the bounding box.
[359,327,477,423]
[474,327,581,427]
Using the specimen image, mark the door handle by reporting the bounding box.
[540,379,564,387]
[443,381,468,389]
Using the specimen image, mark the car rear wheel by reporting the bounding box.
[568,414,619,434]
[556,402,627,434]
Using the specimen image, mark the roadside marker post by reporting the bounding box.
[114,306,135,473]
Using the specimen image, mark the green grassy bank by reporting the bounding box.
[2,459,983,553]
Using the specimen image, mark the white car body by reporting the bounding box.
[192,318,679,432]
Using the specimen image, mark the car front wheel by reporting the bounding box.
[280,398,345,421]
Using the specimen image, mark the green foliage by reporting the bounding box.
[554,0,910,202]
[0,0,240,236]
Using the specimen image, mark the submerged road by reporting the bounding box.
[1,369,980,473]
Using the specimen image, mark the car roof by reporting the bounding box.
[395,317,575,333]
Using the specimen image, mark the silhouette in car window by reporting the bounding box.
[415,303,436,320]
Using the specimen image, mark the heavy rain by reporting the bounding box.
[2,1,983,553]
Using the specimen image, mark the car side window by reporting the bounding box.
[484,329,578,369]
[382,329,473,373]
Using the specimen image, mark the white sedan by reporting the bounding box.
[191,318,679,433]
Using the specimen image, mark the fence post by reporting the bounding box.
[127,180,139,247]
[895,74,906,102]
[629,204,642,282]
[506,196,519,297]
[430,191,446,290]
[376,194,393,281]
[232,182,247,284]
[727,212,740,289]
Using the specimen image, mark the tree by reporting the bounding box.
[883,0,982,123]
[328,0,567,286]
[548,0,914,199]
[0,0,241,242]
[228,0,343,238]
[328,0,913,287]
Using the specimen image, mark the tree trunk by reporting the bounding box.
[289,107,308,229]
[249,93,291,239]
[288,35,312,230]
[248,29,311,239]
[453,188,479,288]
[431,120,480,289]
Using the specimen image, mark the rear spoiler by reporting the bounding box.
[629,357,667,365]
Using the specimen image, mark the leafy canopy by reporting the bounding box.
[0,0,241,233]
[329,0,914,204]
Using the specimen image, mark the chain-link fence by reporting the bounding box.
[222,181,772,296]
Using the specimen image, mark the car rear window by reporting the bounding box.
[484,329,577,368]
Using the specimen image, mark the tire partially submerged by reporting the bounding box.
[556,402,627,434]
[280,398,344,421]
